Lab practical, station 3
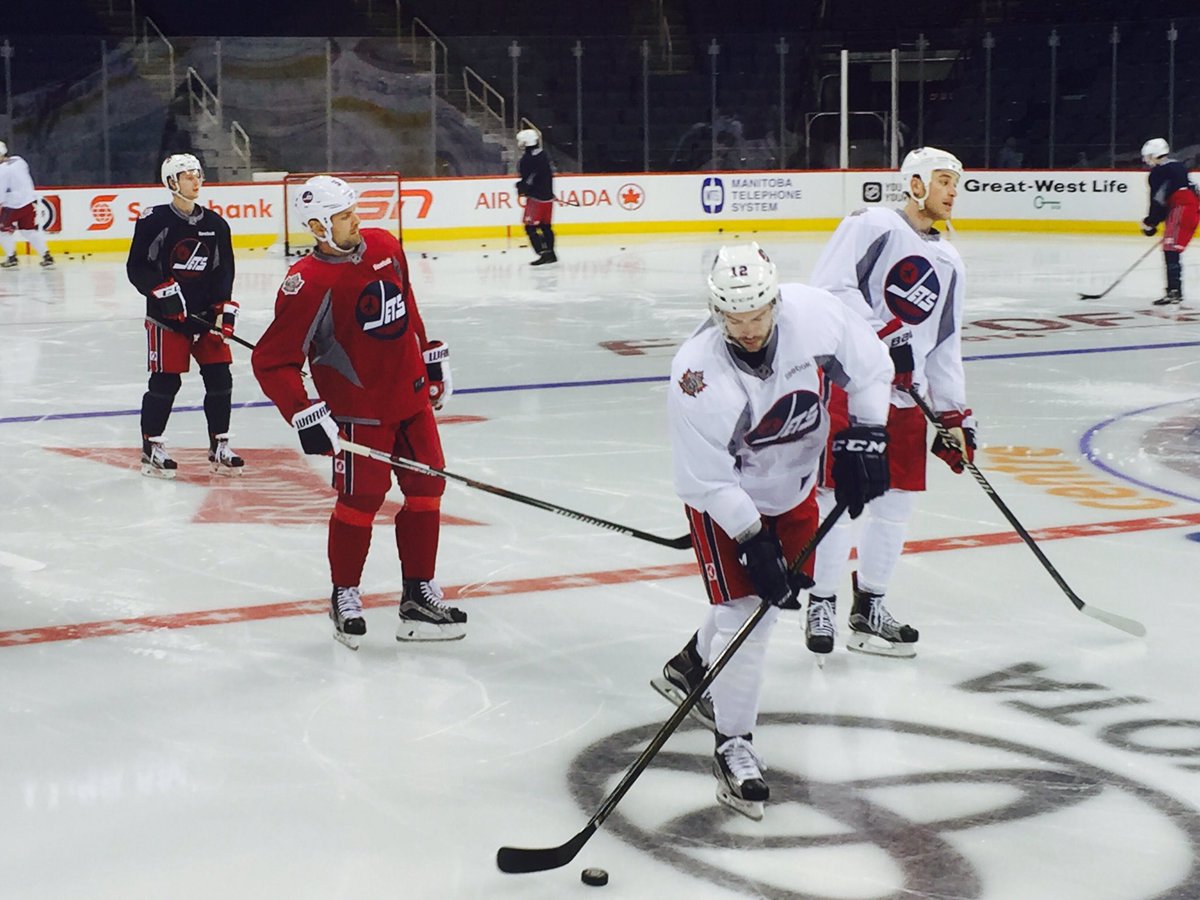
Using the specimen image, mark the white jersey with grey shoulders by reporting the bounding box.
[0,156,39,209]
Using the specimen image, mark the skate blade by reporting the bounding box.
[396,620,465,642]
[649,677,715,730]
[140,463,176,480]
[846,633,916,658]
[715,786,764,821]
[210,463,244,476]
[333,630,361,651]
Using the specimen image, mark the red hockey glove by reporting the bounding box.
[218,300,239,340]
[151,279,185,321]
[423,340,452,410]
[931,409,977,474]
[877,320,915,389]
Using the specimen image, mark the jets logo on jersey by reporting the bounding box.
[170,238,211,279]
[678,369,706,397]
[884,255,941,323]
[744,391,822,447]
[356,279,408,339]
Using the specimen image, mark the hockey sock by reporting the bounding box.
[856,489,915,594]
[23,229,48,256]
[395,500,441,582]
[1166,250,1182,292]
[0,231,15,257]
[524,224,544,255]
[540,225,555,253]
[140,372,181,442]
[810,487,857,597]
[329,498,380,586]
[200,363,233,437]
[705,596,778,737]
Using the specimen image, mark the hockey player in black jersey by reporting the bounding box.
[127,153,244,478]
[515,129,557,265]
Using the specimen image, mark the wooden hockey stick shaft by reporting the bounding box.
[495,502,848,874]
[1077,240,1161,300]
[340,440,692,550]
[905,387,1145,637]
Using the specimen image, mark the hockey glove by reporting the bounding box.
[931,409,977,474]
[1141,218,1158,237]
[291,401,340,456]
[736,525,793,607]
[151,279,186,321]
[218,300,239,340]
[423,340,452,410]
[831,424,890,519]
[877,321,915,390]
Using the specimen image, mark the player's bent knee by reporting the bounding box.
[147,372,182,397]
[333,494,385,525]
[199,362,232,394]
[400,495,441,512]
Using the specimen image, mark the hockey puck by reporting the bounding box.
[581,868,608,887]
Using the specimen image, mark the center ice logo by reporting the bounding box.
[744,391,822,447]
[884,255,942,323]
[356,279,409,338]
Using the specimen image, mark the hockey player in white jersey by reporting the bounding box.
[805,146,974,659]
[0,143,54,269]
[656,242,892,819]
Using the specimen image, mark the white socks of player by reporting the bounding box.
[331,585,367,650]
[397,578,466,641]
[714,733,768,820]
[140,437,177,479]
[208,433,245,476]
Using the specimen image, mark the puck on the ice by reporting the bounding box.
[581,868,608,886]
[1185,532,1200,543]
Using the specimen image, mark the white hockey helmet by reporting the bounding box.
[294,175,359,250]
[707,242,778,323]
[516,129,540,148]
[161,153,203,195]
[1141,137,1170,164]
[900,146,963,210]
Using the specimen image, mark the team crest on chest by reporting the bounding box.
[884,255,941,324]
[281,272,305,295]
[356,279,409,339]
[678,369,706,396]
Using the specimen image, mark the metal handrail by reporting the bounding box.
[463,65,506,132]
[142,16,175,89]
[186,67,221,128]
[230,121,250,170]
[411,17,447,81]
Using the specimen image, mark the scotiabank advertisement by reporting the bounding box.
[36,169,1150,252]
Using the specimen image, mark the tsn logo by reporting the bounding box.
[362,293,407,332]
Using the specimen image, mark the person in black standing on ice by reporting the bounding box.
[515,129,557,266]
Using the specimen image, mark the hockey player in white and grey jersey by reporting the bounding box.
[654,242,892,819]
[806,146,974,659]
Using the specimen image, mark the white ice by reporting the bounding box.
[2,230,1200,899]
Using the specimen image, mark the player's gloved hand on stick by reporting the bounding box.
[931,409,977,474]
[291,401,341,456]
[831,424,890,518]
[736,525,793,607]
[423,340,452,410]
[1141,219,1158,237]
[877,321,915,390]
[151,279,185,321]
[218,300,239,340]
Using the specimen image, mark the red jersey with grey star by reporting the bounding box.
[252,228,433,426]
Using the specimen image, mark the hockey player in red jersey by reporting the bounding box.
[1140,138,1199,305]
[127,153,243,478]
[252,175,462,649]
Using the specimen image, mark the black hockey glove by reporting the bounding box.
[831,424,890,519]
[736,526,793,607]
[291,401,341,456]
[1141,219,1158,237]
[151,279,186,321]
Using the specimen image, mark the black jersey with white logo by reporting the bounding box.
[126,202,235,332]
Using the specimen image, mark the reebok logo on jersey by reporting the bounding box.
[372,259,391,271]
[745,391,822,447]
[784,361,812,379]
[356,279,409,339]
[884,255,941,324]
[198,231,215,236]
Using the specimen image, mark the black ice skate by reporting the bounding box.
[0,255,17,268]
[649,631,716,729]
[208,433,245,476]
[39,252,54,268]
[847,573,918,658]
[140,437,178,479]
[1153,288,1183,306]
[529,250,557,266]
[330,585,367,650]
[397,578,466,642]
[805,595,837,662]
[713,732,768,820]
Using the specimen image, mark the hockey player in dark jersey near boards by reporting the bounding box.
[251,175,464,650]
[515,129,557,266]
[1140,137,1199,306]
[127,153,243,478]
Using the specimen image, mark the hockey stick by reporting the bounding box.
[905,387,1145,637]
[496,502,847,875]
[340,439,692,550]
[187,314,256,353]
[1077,240,1161,300]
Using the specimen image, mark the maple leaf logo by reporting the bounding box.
[618,183,645,210]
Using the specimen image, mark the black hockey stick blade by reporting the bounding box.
[497,824,595,874]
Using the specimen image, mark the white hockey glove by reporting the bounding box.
[424,340,452,410]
